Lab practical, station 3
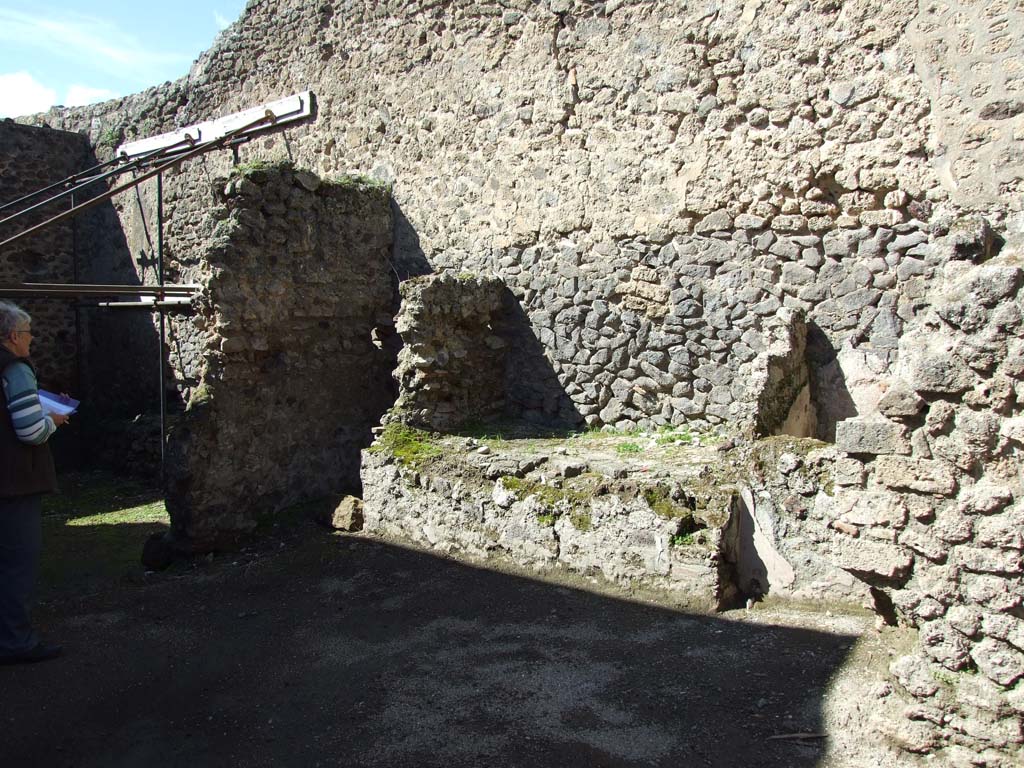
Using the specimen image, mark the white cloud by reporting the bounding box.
[0,71,57,118]
[65,84,119,107]
[214,11,232,30]
[0,9,191,86]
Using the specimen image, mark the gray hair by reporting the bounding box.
[0,300,30,339]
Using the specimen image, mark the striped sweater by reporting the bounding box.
[1,361,55,445]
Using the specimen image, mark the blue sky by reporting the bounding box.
[0,0,246,118]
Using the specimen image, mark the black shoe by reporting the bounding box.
[0,642,63,665]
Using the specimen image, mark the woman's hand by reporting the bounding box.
[50,412,69,427]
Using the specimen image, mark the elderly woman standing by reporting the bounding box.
[0,300,68,664]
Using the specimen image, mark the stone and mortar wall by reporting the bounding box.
[0,121,94,391]
[164,165,395,548]
[389,273,509,430]
[25,0,1024,435]
[820,249,1024,762]
[15,0,1024,760]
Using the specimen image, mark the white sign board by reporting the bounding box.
[116,90,314,159]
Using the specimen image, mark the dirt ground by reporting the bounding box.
[3,501,908,768]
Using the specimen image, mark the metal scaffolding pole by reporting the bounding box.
[157,173,166,481]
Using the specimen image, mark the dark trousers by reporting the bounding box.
[0,494,42,655]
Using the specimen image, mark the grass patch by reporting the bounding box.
[655,427,693,446]
[499,476,596,527]
[569,510,592,531]
[641,483,699,520]
[499,476,589,508]
[328,173,393,196]
[670,532,695,547]
[40,471,168,591]
[368,422,443,468]
[616,442,643,455]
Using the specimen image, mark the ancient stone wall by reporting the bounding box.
[14,0,1024,761]
[28,0,1024,437]
[163,164,396,548]
[826,249,1024,761]
[389,273,508,431]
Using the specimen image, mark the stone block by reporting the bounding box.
[878,385,925,418]
[694,209,733,234]
[833,457,866,486]
[962,574,1021,612]
[975,513,1024,550]
[920,620,972,670]
[898,528,948,562]
[904,343,974,395]
[982,613,1024,652]
[874,456,957,496]
[834,537,913,582]
[835,490,908,527]
[327,496,364,532]
[971,638,1024,687]
[954,546,1023,576]
[860,209,903,227]
[734,213,766,229]
[771,214,807,233]
[947,606,983,637]
[1002,417,1024,444]
[890,654,940,697]
[836,418,910,455]
[780,262,815,286]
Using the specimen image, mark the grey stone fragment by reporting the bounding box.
[778,264,811,288]
[753,230,776,251]
[979,99,1024,120]
[834,536,913,582]
[835,490,908,526]
[975,513,1024,550]
[898,527,947,562]
[833,457,865,486]
[905,347,974,395]
[874,456,957,496]
[771,214,807,232]
[328,496,365,531]
[890,231,928,251]
[947,215,996,262]
[549,458,589,479]
[694,209,733,234]
[962,266,1022,307]
[734,213,766,229]
[920,621,972,670]
[982,613,1024,652]
[896,257,930,281]
[890,654,940,697]
[971,638,1024,686]
[933,510,974,544]
[294,169,321,192]
[946,606,983,637]
[963,574,1021,612]
[878,385,925,418]
[954,546,1022,576]
[836,418,911,455]
[828,81,855,106]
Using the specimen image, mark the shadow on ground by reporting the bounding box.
[3,515,856,768]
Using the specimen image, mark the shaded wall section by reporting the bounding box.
[164,165,396,548]
[0,121,93,392]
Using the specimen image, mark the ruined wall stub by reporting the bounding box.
[163,165,395,547]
